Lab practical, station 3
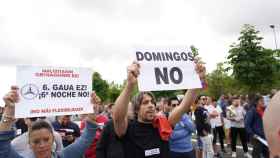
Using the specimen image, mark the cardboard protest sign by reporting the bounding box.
[135,46,202,91]
[16,66,93,118]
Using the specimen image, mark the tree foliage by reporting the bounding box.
[92,72,109,102]
[108,82,122,103]
[152,90,183,100]
[227,24,278,93]
[205,62,248,99]
[190,45,199,57]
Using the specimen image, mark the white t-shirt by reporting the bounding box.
[227,105,246,128]
[205,105,223,128]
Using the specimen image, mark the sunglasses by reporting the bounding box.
[171,103,179,107]
[29,117,38,122]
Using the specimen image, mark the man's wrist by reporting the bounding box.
[125,83,135,92]
[3,106,15,115]
[1,115,15,124]
[4,102,15,108]
[126,81,135,88]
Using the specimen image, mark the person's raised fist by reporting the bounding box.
[126,61,140,86]
[194,58,206,81]
[3,86,19,108]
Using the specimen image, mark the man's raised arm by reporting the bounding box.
[168,89,198,126]
[168,59,206,126]
[112,62,140,137]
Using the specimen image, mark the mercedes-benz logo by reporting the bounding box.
[21,84,39,100]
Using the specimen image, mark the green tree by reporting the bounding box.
[120,80,139,97]
[108,82,122,102]
[120,80,181,100]
[152,90,182,100]
[227,24,278,93]
[92,72,109,102]
[190,45,199,57]
[257,49,280,93]
[205,62,248,98]
[206,63,228,98]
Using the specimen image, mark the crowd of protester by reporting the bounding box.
[0,61,279,158]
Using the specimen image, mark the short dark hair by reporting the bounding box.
[107,103,114,109]
[232,96,240,100]
[224,95,229,100]
[159,97,168,104]
[198,95,207,100]
[212,98,217,102]
[131,92,156,118]
[253,95,263,107]
[29,120,53,138]
[29,117,39,122]
[168,96,179,106]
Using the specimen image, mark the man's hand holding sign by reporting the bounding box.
[0,86,99,131]
[134,47,207,126]
[113,47,207,138]
[135,47,202,91]
[16,66,93,118]
[112,48,206,158]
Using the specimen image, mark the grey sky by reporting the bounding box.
[192,0,280,34]
[0,0,279,101]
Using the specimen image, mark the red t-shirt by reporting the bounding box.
[80,115,109,158]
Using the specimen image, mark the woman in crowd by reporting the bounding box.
[227,96,251,158]
[0,86,98,158]
[168,97,196,158]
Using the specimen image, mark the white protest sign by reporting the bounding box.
[135,46,202,91]
[16,66,93,118]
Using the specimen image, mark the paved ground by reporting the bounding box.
[192,139,253,158]
[215,146,251,158]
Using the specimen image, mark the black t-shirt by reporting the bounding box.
[15,118,28,134]
[123,120,169,158]
[194,106,211,136]
[52,120,81,147]
[96,120,125,158]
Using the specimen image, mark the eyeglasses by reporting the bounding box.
[171,103,179,107]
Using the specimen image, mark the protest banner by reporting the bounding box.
[16,66,93,118]
[135,46,202,91]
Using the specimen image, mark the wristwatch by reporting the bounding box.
[1,115,15,123]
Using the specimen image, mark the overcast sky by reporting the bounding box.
[0,0,280,104]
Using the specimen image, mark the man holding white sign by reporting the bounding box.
[112,51,207,158]
[16,66,93,118]
[135,47,202,91]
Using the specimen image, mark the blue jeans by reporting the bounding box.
[197,136,203,150]
[169,150,196,158]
